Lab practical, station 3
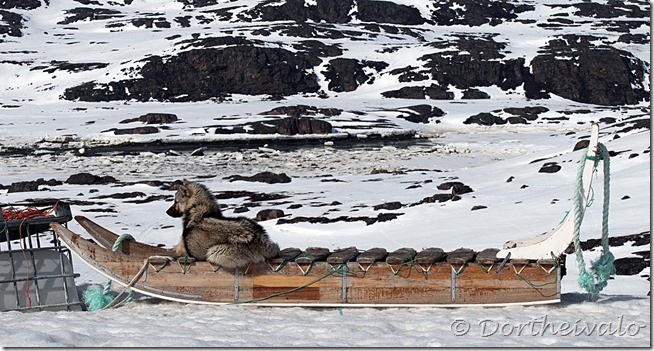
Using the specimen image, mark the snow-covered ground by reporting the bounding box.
[0,0,650,347]
[0,122,650,347]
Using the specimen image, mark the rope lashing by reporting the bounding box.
[515,252,560,288]
[233,263,367,305]
[83,234,136,311]
[571,142,614,297]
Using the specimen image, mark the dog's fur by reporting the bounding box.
[166,179,279,269]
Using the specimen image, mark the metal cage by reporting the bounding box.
[1,202,82,312]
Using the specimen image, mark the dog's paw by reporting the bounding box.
[173,242,188,257]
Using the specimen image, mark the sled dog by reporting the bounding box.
[166,179,279,269]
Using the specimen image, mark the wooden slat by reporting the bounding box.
[356,247,388,265]
[326,247,360,265]
[386,247,417,265]
[75,215,172,256]
[510,258,531,265]
[294,247,331,265]
[415,247,446,266]
[268,247,302,266]
[476,248,500,265]
[447,248,475,265]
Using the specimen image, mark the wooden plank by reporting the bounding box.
[447,248,475,265]
[510,258,531,266]
[75,215,172,257]
[455,263,560,303]
[356,247,388,265]
[476,248,500,265]
[415,247,446,266]
[385,247,417,265]
[267,247,302,267]
[243,262,342,303]
[346,262,452,304]
[326,247,359,265]
[294,247,331,265]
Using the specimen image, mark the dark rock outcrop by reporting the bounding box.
[265,117,332,135]
[260,105,342,117]
[63,47,321,102]
[65,173,117,185]
[277,212,404,226]
[225,172,292,184]
[527,35,649,105]
[382,84,454,100]
[216,116,333,136]
[111,126,160,135]
[243,0,426,25]
[53,2,649,107]
[437,182,473,195]
[538,162,562,174]
[7,178,62,193]
[431,0,534,26]
[420,35,528,91]
[120,113,179,124]
[397,104,446,123]
[322,58,388,92]
[373,202,403,211]
[464,112,506,126]
[256,209,285,221]
[614,257,649,275]
[0,10,25,37]
[57,7,125,25]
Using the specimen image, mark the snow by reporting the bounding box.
[0,0,650,347]
[1,295,649,347]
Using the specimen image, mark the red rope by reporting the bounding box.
[18,218,32,308]
[1,202,59,308]
[2,202,58,220]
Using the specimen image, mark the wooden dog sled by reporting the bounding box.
[51,123,604,307]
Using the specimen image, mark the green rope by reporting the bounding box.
[233,264,367,304]
[272,260,289,272]
[156,259,172,273]
[294,253,317,275]
[571,143,615,297]
[516,253,560,288]
[516,273,559,288]
[391,252,415,275]
[0,220,7,236]
[180,254,189,274]
[84,234,135,311]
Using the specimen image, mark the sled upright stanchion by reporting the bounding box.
[0,202,82,312]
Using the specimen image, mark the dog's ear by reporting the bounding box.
[178,183,192,197]
[182,178,191,185]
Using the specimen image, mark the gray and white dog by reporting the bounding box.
[166,179,280,269]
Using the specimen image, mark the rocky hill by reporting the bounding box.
[0,0,649,146]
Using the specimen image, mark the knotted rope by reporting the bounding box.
[571,142,614,297]
[83,234,136,311]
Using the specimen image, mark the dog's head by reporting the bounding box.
[166,179,194,218]
[167,179,221,218]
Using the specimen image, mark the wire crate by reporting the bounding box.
[1,201,82,312]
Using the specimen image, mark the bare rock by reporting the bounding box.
[66,172,117,185]
[256,209,285,221]
[538,162,562,173]
[225,172,292,184]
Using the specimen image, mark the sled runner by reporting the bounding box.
[51,123,606,307]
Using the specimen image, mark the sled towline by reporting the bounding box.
[51,123,606,307]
